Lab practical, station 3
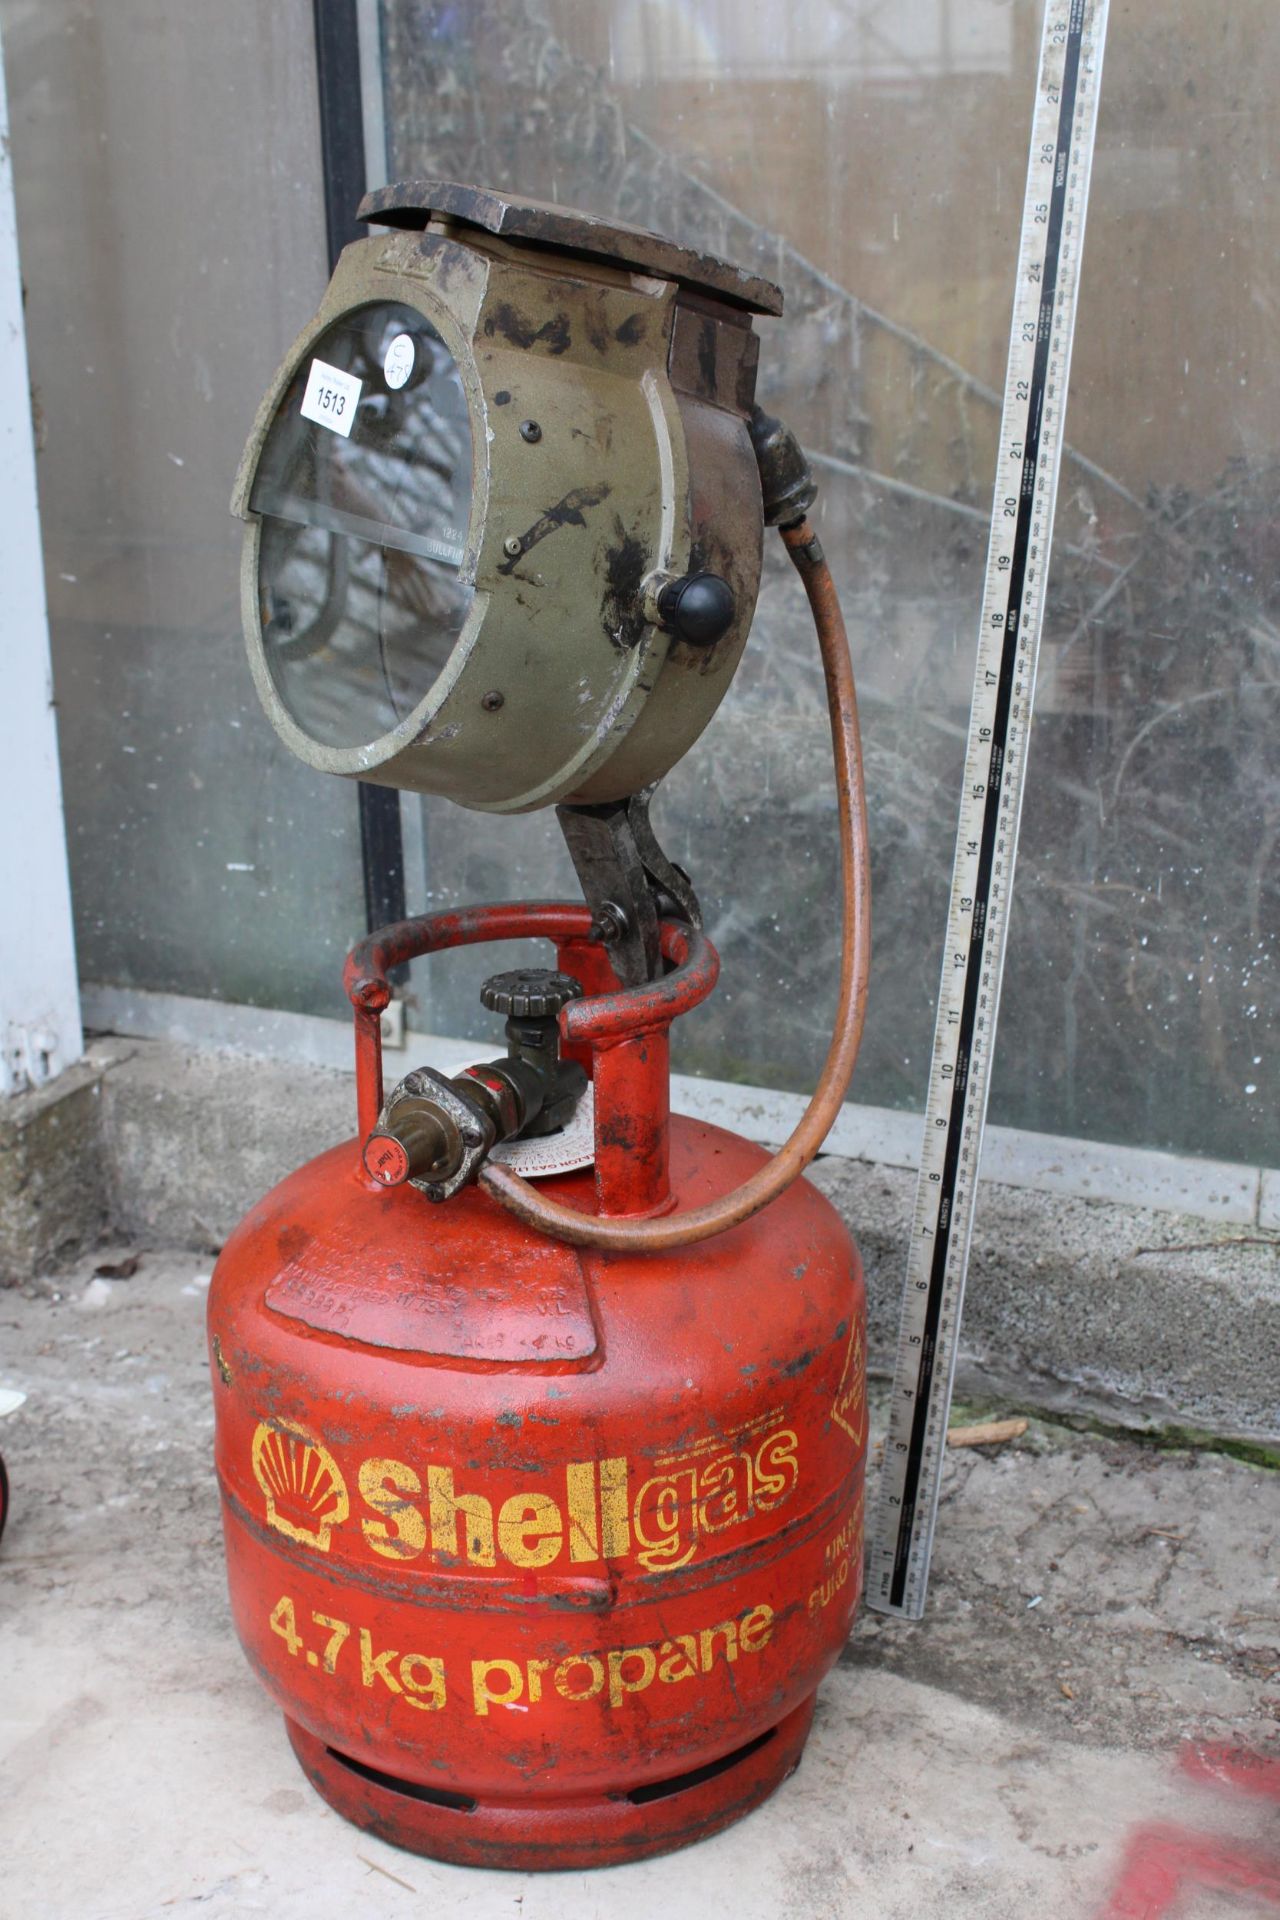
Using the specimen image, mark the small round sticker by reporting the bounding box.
[382,332,415,390]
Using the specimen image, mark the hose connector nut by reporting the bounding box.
[748,404,818,528]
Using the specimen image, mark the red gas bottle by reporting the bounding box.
[211,175,872,1866]
[208,901,867,1869]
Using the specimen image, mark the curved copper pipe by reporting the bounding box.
[479,517,871,1249]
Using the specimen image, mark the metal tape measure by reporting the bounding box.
[868,0,1111,1620]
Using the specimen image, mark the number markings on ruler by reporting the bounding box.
[868,0,1110,1620]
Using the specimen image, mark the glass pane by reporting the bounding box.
[380,0,1280,1171]
[0,0,366,1017]
[6,0,1277,1171]
[252,302,474,749]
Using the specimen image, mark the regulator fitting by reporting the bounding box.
[362,968,586,1200]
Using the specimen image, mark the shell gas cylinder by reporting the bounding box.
[209,182,871,1870]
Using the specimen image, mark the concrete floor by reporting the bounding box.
[2,1251,1278,1920]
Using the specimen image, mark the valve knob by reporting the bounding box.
[480,968,584,1021]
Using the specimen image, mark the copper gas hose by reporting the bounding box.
[477,518,871,1250]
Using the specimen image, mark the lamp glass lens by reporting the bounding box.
[250,302,473,748]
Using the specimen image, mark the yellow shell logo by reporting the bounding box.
[251,1419,349,1552]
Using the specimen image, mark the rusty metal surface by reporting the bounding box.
[556,786,702,989]
[557,800,665,988]
[283,1695,816,1870]
[357,178,784,317]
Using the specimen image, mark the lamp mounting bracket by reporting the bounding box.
[556,788,701,989]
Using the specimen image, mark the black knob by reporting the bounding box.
[657,571,736,647]
[480,968,584,1020]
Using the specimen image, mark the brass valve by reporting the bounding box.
[362,968,586,1200]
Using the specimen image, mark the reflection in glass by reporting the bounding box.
[250,301,473,749]
[14,0,1280,1161]
[377,0,1280,1169]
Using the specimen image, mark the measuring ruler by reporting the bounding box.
[867,0,1110,1620]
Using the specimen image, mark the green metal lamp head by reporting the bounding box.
[232,181,782,814]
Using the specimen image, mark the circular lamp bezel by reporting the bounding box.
[238,284,492,781]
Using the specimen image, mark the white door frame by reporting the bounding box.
[0,22,83,1096]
